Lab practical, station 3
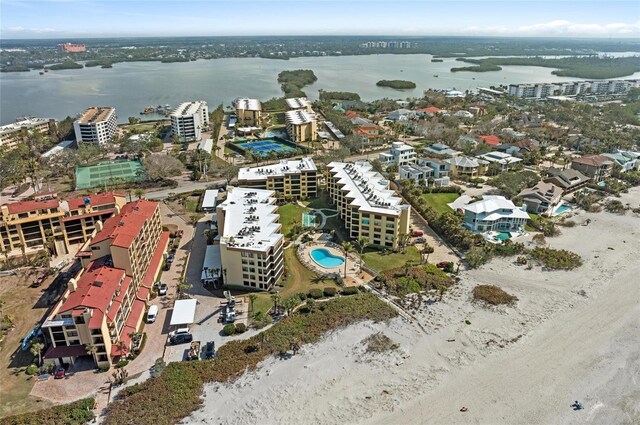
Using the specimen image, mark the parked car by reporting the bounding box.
[167,253,175,261]
[203,341,215,359]
[146,305,158,323]
[54,366,66,379]
[411,230,424,237]
[170,333,193,345]
[157,282,168,296]
[163,263,171,271]
[415,237,427,244]
[436,261,450,269]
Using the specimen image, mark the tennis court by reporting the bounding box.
[76,160,144,189]
[302,211,317,227]
[236,138,296,157]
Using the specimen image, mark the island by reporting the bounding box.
[277,69,318,98]
[376,80,417,89]
[431,58,444,62]
[46,61,84,71]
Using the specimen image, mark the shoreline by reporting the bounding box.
[186,187,640,425]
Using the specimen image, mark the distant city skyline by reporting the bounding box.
[1,0,639,39]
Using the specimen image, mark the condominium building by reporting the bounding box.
[327,161,411,250]
[73,107,118,145]
[236,157,318,200]
[170,101,209,142]
[508,80,638,99]
[571,155,614,182]
[0,192,126,258]
[0,118,57,151]
[285,110,317,143]
[58,43,86,53]
[285,97,313,112]
[463,195,529,233]
[378,141,416,166]
[41,200,168,367]
[216,187,284,291]
[234,98,262,126]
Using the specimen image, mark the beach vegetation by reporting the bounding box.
[2,398,95,424]
[374,264,453,296]
[222,324,236,336]
[473,285,518,306]
[530,247,583,270]
[362,332,398,353]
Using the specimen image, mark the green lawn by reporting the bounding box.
[420,193,459,214]
[278,203,309,237]
[303,192,334,210]
[252,248,338,315]
[362,245,421,272]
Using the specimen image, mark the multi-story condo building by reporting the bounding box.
[285,97,313,112]
[58,43,86,52]
[170,101,209,142]
[571,155,614,182]
[508,80,638,99]
[234,98,262,127]
[1,192,126,258]
[445,156,489,179]
[73,107,118,145]
[463,195,529,233]
[41,200,168,367]
[378,141,416,167]
[0,118,57,151]
[327,161,411,250]
[236,158,318,200]
[216,187,284,291]
[285,110,317,143]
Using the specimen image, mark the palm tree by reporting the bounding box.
[421,244,434,264]
[30,340,45,366]
[355,236,369,268]
[341,241,353,278]
[270,293,281,314]
[134,188,144,200]
[248,294,257,314]
[86,343,98,359]
[17,243,26,263]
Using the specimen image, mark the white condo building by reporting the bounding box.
[73,107,117,145]
[170,101,209,142]
[216,187,284,291]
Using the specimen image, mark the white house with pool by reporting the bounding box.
[462,195,529,235]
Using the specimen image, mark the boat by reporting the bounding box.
[39,71,44,75]
[433,75,438,77]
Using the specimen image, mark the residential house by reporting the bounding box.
[417,158,451,186]
[543,168,590,194]
[387,109,415,122]
[378,141,416,166]
[476,151,523,173]
[445,156,489,178]
[601,150,640,173]
[518,182,564,215]
[571,155,614,182]
[478,135,501,147]
[463,195,529,233]
[423,143,461,157]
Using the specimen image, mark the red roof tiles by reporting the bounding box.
[67,192,124,211]
[90,200,158,249]
[479,135,500,146]
[4,198,60,215]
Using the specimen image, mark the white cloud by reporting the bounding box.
[462,19,640,37]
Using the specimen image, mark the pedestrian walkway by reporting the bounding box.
[295,200,338,229]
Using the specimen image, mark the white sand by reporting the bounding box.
[186,188,640,425]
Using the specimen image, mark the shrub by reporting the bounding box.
[532,233,546,245]
[473,285,518,306]
[323,287,337,297]
[465,320,471,325]
[97,365,110,373]
[235,323,247,333]
[362,332,397,353]
[375,264,454,296]
[465,247,493,269]
[605,199,626,214]
[4,398,95,424]
[25,364,39,375]
[308,288,324,299]
[558,219,576,227]
[296,292,307,301]
[223,324,236,336]
[443,262,455,273]
[341,287,358,295]
[115,360,129,368]
[530,247,583,270]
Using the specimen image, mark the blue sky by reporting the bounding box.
[1,0,639,39]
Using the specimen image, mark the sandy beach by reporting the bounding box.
[186,188,640,425]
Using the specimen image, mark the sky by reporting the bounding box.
[1,0,639,39]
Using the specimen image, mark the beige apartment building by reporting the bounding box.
[0,192,126,258]
[285,97,313,112]
[73,106,118,145]
[42,200,168,367]
[236,157,318,200]
[327,161,411,250]
[216,187,284,291]
[234,98,262,126]
[285,110,317,143]
[0,118,58,151]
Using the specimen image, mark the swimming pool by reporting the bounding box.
[310,248,345,268]
[496,232,511,241]
[555,205,572,215]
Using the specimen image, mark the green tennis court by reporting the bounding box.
[76,160,144,189]
[302,211,317,227]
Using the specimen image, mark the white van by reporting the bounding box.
[146,305,159,323]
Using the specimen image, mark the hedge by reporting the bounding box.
[2,398,95,425]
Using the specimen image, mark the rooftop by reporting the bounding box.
[572,155,615,167]
[238,157,317,181]
[171,101,207,118]
[3,198,60,215]
[67,192,124,211]
[1,117,53,135]
[234,97,261,111]
[423,143,461,157]
[218,187,282,252]
[90,199,158,249]
[328,161,408,216]
[285,110,317,125]
[463,195,529,219]
[446,156,488,168]
[285,97,312,109]
[478,135,500,146]
[76,107,115,125]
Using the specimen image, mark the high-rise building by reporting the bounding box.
[233,98,262,127]
[0,118,57,151]
[73,107,118,145]
[170,101,209,142]
[236,157,318,200]
[284,110,317,143]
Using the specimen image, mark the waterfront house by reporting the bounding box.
[517,182,564,215]
[543,168,590,194]
[463,195,529,233]
[571,155,614,182]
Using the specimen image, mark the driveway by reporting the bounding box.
[407,209,460,266]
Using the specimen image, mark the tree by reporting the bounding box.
[134,188,144,200]
[282,296,299,316]
[341,241,353,278]
[421,244,435,264]
[220,162,239,186]
[86,343,98,359]
[356,236,369,267]
[142,154,184,181]
[30,340,45,366]
[112,368,128,386]
[248,294,258,314]
[290,337,301,355]
[270,293,281,314]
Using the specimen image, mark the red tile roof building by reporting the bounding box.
[42,199,168,367]
[478,135,501,146]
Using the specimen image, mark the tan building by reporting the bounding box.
[216,187,284,291]
[571,155,614,182]
[445,156,489,179]
[73,107,118,145]
[285,110,317,143]
[42,200,168,367]
[327,161,411,250]
[285,97,313,112]
[0,192,126,258]
[0,118,57,151]
[234,98,262,127]
[236,157,318,200]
